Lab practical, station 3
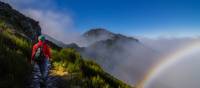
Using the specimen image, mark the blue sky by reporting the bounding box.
[4,0,200,38]
[56,0,200,37]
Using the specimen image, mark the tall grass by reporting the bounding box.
[0,22,32,88]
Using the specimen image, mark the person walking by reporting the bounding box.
[31,35,51,83]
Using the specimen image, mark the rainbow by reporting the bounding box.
[137,40,200,88]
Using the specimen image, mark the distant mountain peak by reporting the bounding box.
[83,28,114,37]
[83,28,139,46]
[88,28,109,32]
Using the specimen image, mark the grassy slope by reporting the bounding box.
[51,48,132,88]
[0,21,32,88]
[0,20,132,88]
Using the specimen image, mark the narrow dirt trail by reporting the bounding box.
[27,60,82,88]
[29,63,67,88]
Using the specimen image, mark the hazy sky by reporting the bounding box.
[3,0,200,38]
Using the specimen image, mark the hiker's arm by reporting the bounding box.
[46,45,51,59]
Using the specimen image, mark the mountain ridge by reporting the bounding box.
[79,28,157,85]
[0,1,41,41]
[82,28,139,46]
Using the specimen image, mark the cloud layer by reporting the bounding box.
[83,36,200,85]
[146,44,200,88]
[23,9,81,43]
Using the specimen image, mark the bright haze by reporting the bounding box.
[3,0,200,87]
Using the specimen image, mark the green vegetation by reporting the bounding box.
[51,48,132,88]
[0,21,132,88]
[0,21,32,88]
[0,19,132,88]
[0,2,134,87]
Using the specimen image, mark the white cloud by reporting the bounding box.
[23,9,79,43]
[139,37,200,53]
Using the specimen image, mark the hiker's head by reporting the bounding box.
[38,35,45,42]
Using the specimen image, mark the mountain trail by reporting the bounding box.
[29,63,70,88]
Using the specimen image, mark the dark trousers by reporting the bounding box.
[36,59,48,80]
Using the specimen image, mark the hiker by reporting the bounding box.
[31,35,51,82]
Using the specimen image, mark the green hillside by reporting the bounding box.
[0,1,133,88]
[51,48,132,88]
[0,21,132,88]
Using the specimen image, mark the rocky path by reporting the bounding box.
[29,63,60,88]
[27,62,80,88]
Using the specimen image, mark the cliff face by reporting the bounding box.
[0,1,41,41]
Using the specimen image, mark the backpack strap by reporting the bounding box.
[34,42,45,63]
[38,42,44,53]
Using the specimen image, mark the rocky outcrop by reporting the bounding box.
[0,1,41,41]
